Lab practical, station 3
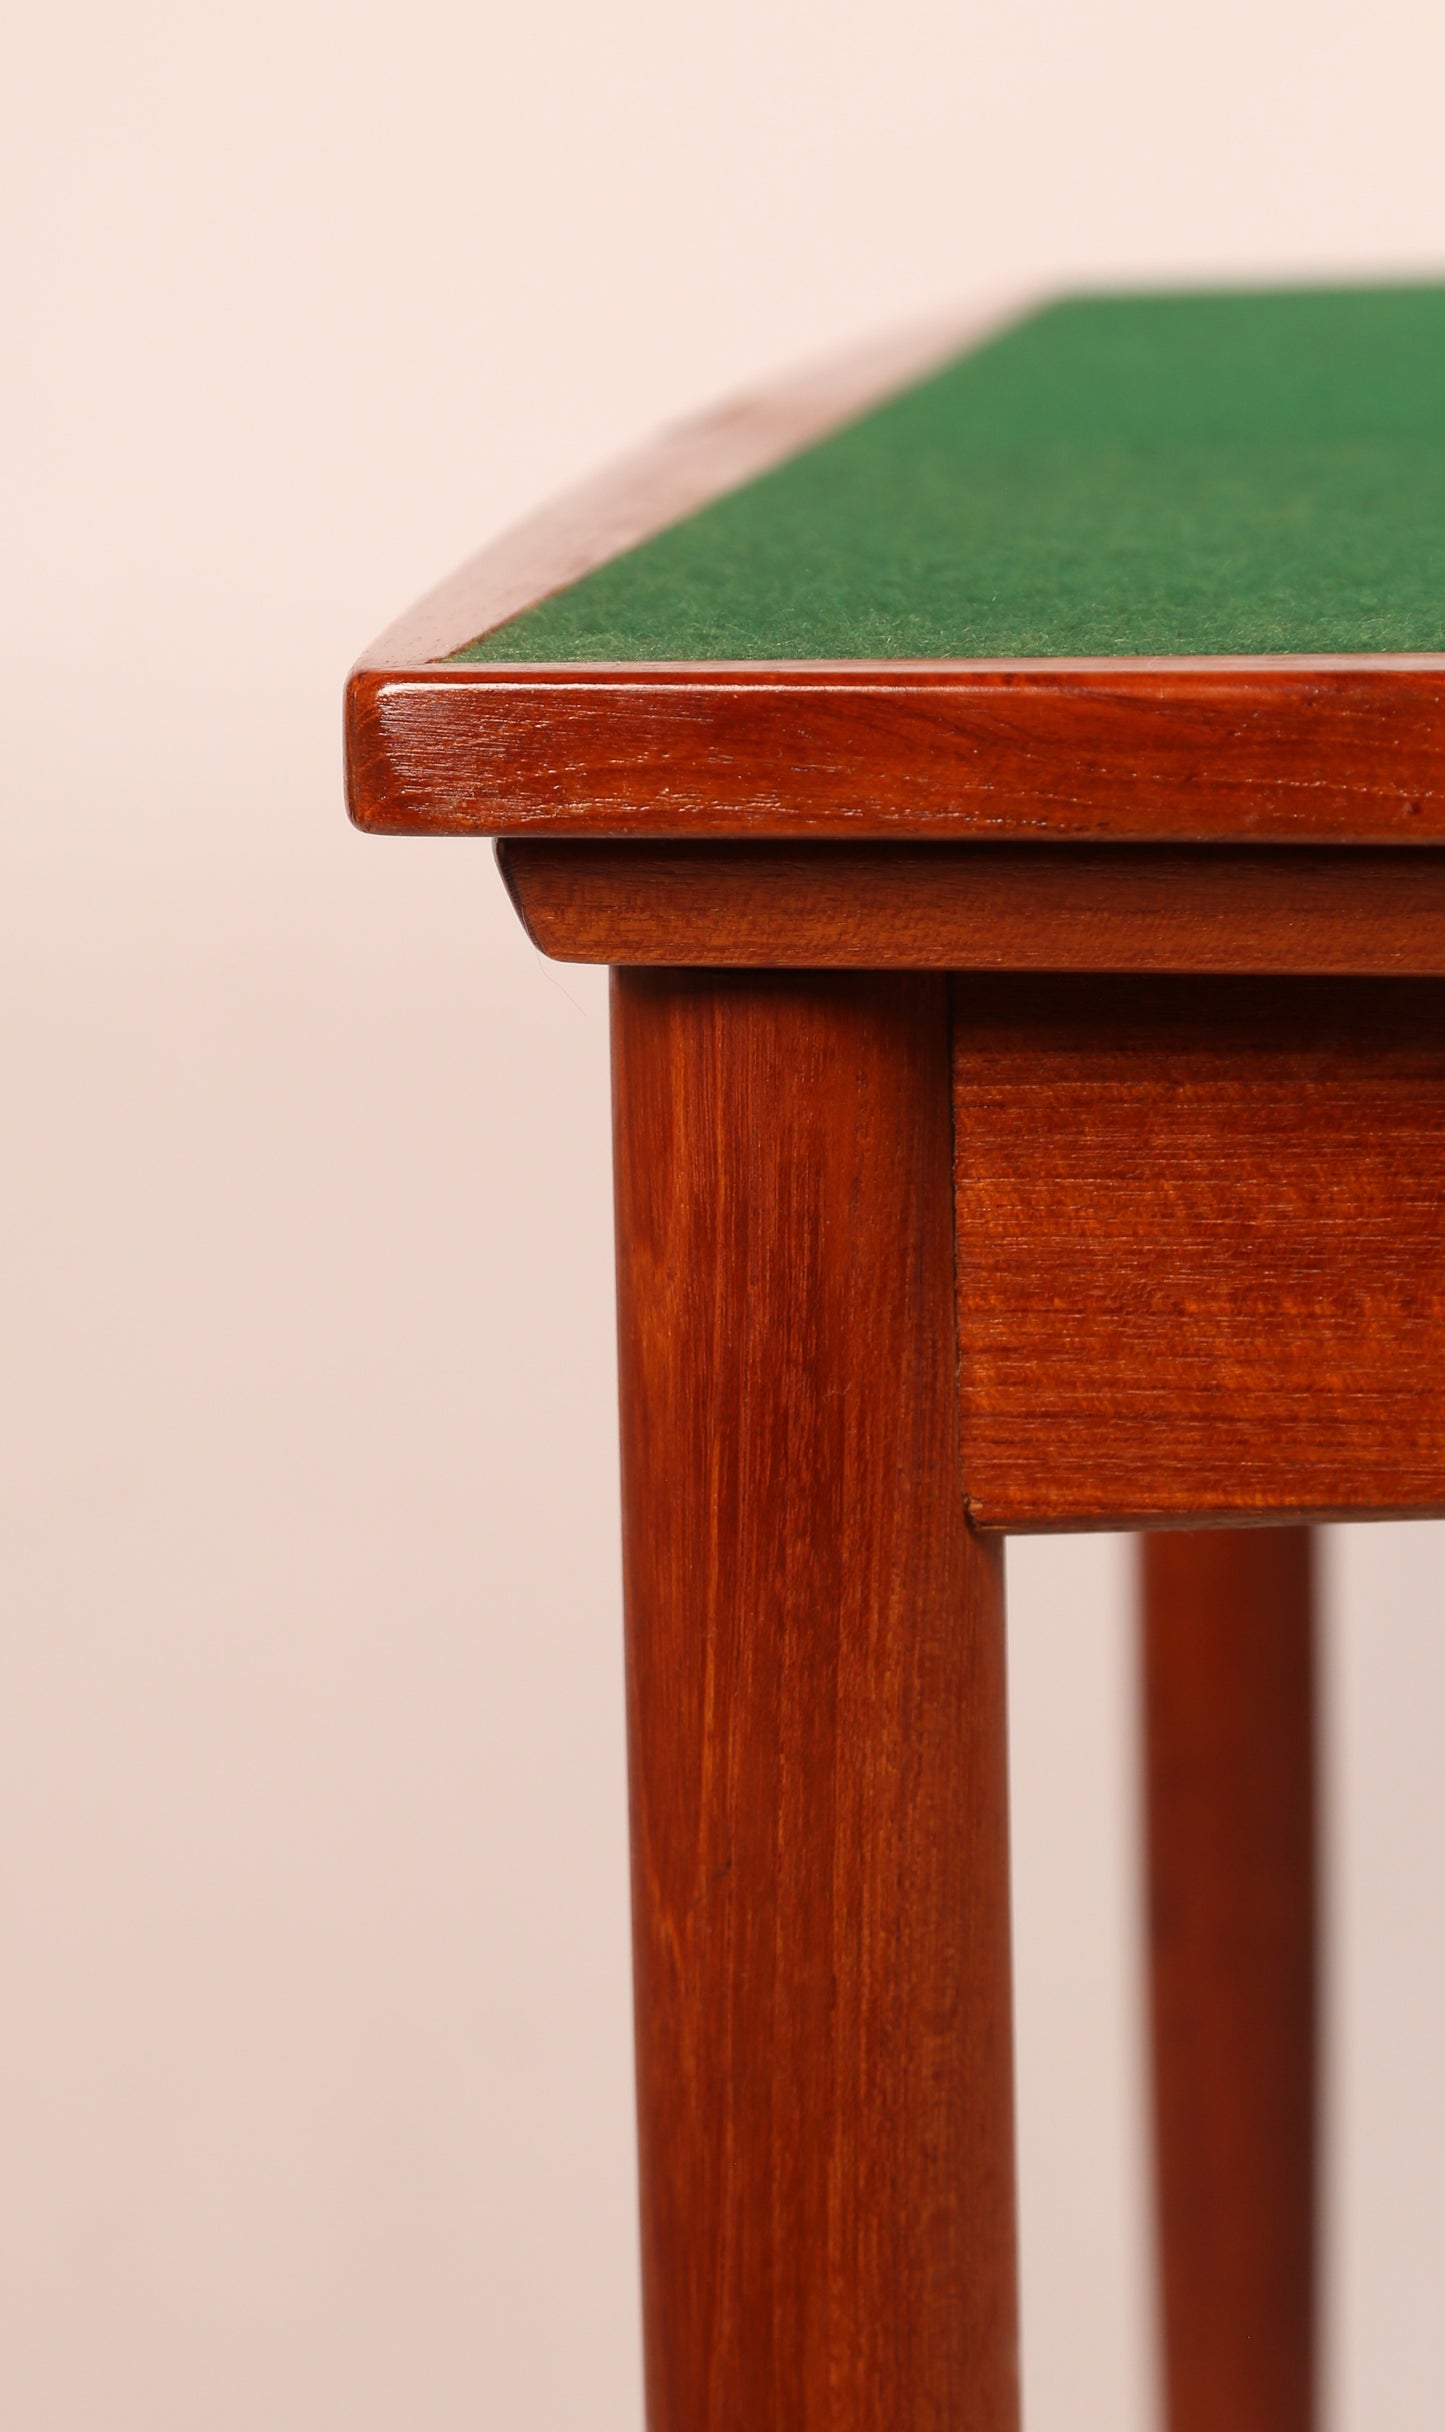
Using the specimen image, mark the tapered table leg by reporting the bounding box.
[611,969,1020,2432]
[1141,1527,1317,2432]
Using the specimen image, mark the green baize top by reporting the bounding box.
[457,286,1445,664]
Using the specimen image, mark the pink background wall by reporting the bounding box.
[7,3,1445,2422]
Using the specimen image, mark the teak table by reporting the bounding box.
[346,287,1445,2432]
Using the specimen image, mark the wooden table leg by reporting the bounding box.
[1141,1527,1318,2432]
[611,969,1019,2432]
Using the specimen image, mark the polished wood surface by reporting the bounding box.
[1142,1528,1317,2432]
[613,969,1019,2432]
[349,655,1445,843]
[501,837,1445,970]
[952,977,1445,1526]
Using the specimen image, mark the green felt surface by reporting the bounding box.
[456,287,1445,663]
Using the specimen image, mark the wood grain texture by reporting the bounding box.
[353,303,1014,670]
[499,837,1445,972]
[348,656,1445,844]
[1142,1528,1317,2432]
[612,969,1019,2432]
[951,977,1445,1526]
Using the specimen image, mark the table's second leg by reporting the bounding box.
[1141,1527,1318,2432]
[611,969,1019,2432]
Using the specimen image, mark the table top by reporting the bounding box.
[346,284,1445,845]
[460,287,1445,666]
